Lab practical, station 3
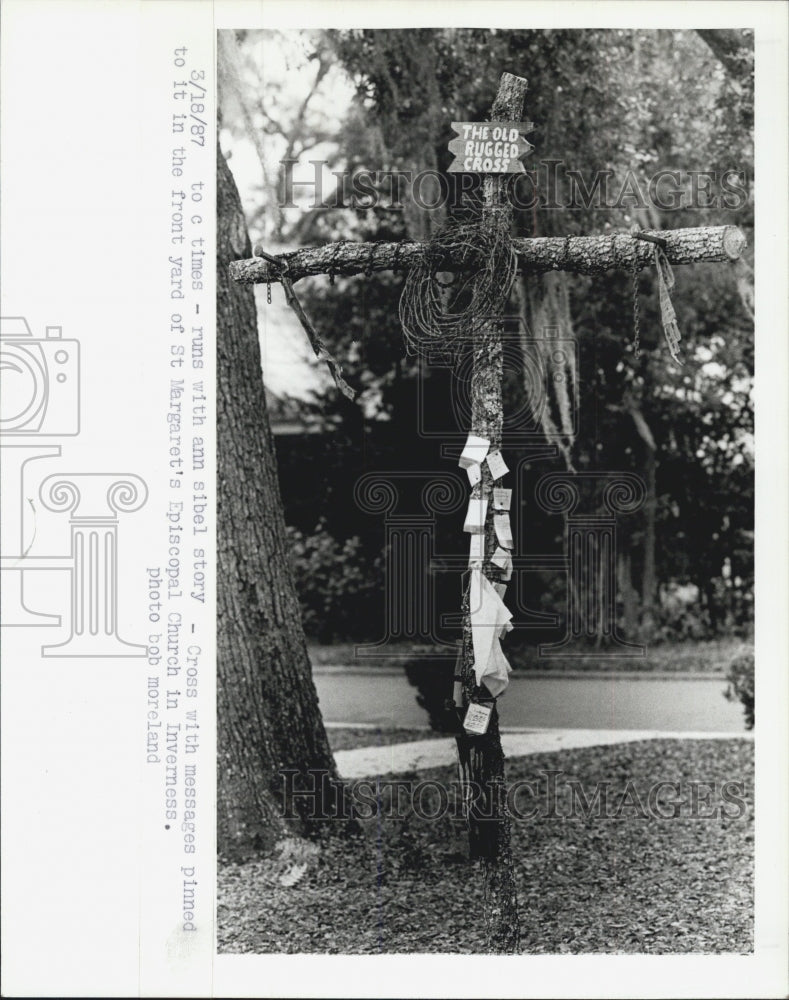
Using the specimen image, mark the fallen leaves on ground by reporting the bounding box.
[217,738,753,955]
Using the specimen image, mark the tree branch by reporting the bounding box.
[696,29,752,93]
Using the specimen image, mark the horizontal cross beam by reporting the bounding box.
[229,225,746,285]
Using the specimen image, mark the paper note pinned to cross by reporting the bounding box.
[494,512,513,549]
[468,533,485,566]
[459,434,490,469]
[463,702,493,735]
[493,487,512,511]
[492,546,510,569]
[466,462,482,487]
[492,547,513,581]
[469,566,509,624]
[486,449,509,480]
[484,638,513,697]
[469,568,514,697]
[463,497,488,533]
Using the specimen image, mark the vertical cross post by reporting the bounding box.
[455,71,528,953]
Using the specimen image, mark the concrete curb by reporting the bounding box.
[333,728,753,779]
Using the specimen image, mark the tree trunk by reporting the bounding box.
[229,225,746,285]
[619,549,639,641]
[217,147,340,861]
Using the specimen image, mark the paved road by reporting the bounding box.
[314,672,746,732]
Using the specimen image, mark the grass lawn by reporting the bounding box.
[217,735,753,954]
[309,636,752,674]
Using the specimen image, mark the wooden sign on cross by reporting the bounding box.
[447,119,535,173]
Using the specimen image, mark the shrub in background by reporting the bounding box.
[724,650,754,729]
[652,588,711,643]
[286,520,384,643]
[403,657,461,733]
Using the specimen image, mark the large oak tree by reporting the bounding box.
[217,147,340,860]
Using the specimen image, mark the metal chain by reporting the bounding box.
[328,240,343,286]
[393,241,403,275]
[631,242,641,359]
[365,242,377,278]
[254,244,273,305]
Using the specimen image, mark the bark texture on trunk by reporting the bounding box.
[619,549,640,641]
[229,225,746,285]
[217,148,339,861]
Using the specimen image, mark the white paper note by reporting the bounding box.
[468,533,485,566]
[494,512,513,549]
[491,546,510,569]
[500,553,513,581]
[463,702,493,735]
[469,569,513,695]
[463,497,488,533]
[459,434,490,469]
[466,462,482,487]
[485,449,509,480]
[497,620,514,640]
[482,639,513,698]
[492,487,512,511]
[469,566,486,617]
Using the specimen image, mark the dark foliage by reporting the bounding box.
[236,28,754,645]
[724,650,755,729]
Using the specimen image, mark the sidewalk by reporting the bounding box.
[333,728,754,779]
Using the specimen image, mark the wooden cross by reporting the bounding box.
[230,71,747,954]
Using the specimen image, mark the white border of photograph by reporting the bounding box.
[0,1,786,997]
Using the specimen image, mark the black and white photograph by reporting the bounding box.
[1,2,788,997]
[217,24,759,956]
